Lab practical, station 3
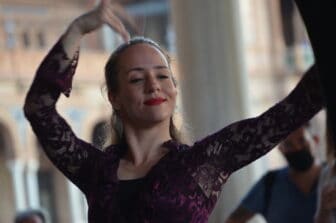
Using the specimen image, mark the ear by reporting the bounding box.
[108,91,121,110]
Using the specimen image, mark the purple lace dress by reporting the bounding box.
[24,38,323,223]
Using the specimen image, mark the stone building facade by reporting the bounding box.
[0,0,171,222]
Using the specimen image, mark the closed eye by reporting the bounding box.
[157,74,169,79]
[129,78,144,83]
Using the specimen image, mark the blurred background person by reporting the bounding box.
[225,122,322,223]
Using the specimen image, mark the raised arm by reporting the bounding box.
[186,65,323,199]
[23,0,130,192]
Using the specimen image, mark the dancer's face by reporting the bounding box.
[109,43,177,127]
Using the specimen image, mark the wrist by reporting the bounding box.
[68,18,86,37]
[60,19,83,57]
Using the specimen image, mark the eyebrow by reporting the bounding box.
[125,65,169,75]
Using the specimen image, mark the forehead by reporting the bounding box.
[117,43,169,71]
[286,127,306,139]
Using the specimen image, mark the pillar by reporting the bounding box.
[170,0,261,222]
[25,160,40,208]
[7,159,26,211]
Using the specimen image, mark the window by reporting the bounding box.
[22,31,30,48]
[4,19,16,49]
[37,31,46,48]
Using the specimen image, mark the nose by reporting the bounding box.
[145,74,160,93]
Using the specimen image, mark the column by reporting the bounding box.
[170,0,260,222]
[26,160,40,208]
[66,109,87,223]
[67,180,87,223]
[7,159,26,211]
[170,0,249,136]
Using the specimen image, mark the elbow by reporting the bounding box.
[23,94,37,119]
[23,100,33,119]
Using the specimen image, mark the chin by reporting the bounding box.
[141,113,172,125]
[147,116,170,124]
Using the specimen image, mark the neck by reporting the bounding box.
[289,163,319,177]
[122,120,171,165]
[289,163,320,194]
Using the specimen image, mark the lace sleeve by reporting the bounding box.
[24,38,103,192]
[186,65,323,199]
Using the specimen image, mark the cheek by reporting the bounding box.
[120,85,141,100]
[167,83,178,98]
[117,92,143,114]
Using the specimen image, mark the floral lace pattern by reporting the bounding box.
[24,38,323,222]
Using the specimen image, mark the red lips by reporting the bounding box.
[144,98,166,106]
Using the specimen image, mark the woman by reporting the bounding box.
[24,0,324,222]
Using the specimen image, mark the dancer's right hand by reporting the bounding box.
[73,0,130,42]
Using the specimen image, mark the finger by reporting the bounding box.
[112,4,139,35]
[105,13,130,42]
[100,0,111,7]
[115,23,130,42]
[100,3,130,42]
[102,8,122,29]
[121,29,131,42]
